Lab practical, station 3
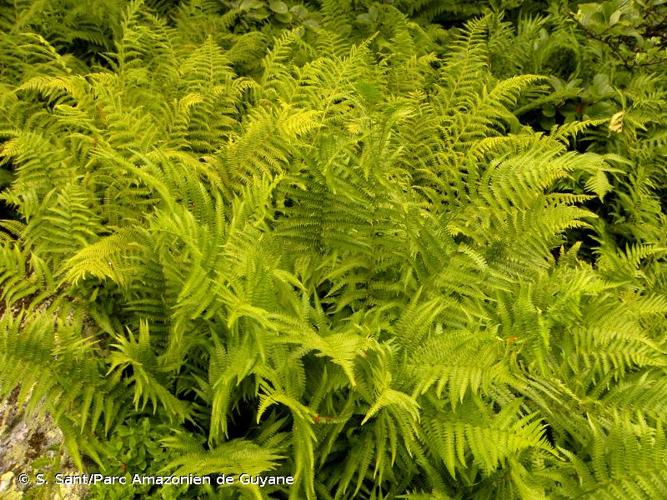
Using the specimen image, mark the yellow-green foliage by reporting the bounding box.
[0,1,665,499]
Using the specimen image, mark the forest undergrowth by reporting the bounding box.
[0,0,666,499]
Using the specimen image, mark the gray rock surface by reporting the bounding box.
[0,389,88,499]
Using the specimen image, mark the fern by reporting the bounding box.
[0,1,665,499]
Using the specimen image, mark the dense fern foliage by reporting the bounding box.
[0,1,666,499]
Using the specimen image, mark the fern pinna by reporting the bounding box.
[0,1,665,499]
